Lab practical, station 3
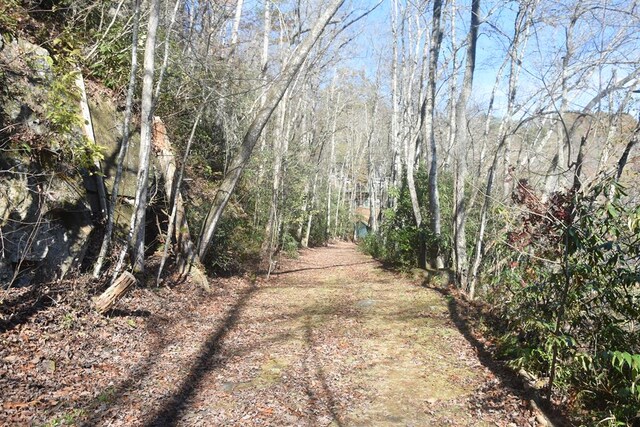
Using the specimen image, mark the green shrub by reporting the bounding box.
[360,231,384,259]
[201,212,262,275]
[487,178,640,424]
[360,169,456,271]
[280,232,299,258]
[45,66,104,169]
[360,179,423,270]
[88,22,132,91]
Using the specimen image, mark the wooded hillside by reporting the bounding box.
[0,0,639,424]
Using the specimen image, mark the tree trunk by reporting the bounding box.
[544,6,578,197]
[93,0,141,279]
[302,172,319,248]
[131,0,160,275]
[152,117,198,280]
[453,0,480,290]
[334,162,346,236]
[468,1,534,299]
[258,0,271,130]
[229,0,244,53]
[426,0,444,269]
[390,0,402,205]
[154,0,181,102]
[263,90,289,256]
[610,124,639,200]
[443,0,458,170]
[406,138,422,228]
[326,82,340,239]
[366,95,379,233]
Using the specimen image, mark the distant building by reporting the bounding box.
[355,220,370,240]
[353,206,371,240]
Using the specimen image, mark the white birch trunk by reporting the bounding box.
[93,0,141,279]
[425,0,444,269]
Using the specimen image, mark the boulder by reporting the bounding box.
[88,91,140,200]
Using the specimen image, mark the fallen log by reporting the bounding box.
[93,271,136,314]
[518,368,555,427]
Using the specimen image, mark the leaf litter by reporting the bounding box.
[1,242,543,426]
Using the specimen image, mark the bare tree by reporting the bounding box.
[196,0,347,261]
[130,0,161,275]
[390,0,402,204]
[229,0,244,53]
[425,0,444,269]
[467,0,537,299]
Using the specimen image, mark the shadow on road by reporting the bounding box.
[271,260,376,276]
[142,284,258,427]
[0,282,67,333]
[78,282,257,427]
[302,316,344,427]
[423,282,568,427]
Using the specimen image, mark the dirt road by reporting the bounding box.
[141,242,534,426]
[1,242,538,426]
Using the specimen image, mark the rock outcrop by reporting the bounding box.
[0,36,96,286]
[0,34,182,287]
[0,36,107,286]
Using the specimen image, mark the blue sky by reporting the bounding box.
[231,0,640,117]
[343,0,640,117]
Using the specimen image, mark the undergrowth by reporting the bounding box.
[486,178,640,425]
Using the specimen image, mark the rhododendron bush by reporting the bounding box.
[485,177,640,423]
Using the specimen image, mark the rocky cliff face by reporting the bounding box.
[0,35,140,287]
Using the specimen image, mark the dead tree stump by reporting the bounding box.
[93,272,137,314]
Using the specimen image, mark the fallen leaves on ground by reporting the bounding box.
[1,243,544,426]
